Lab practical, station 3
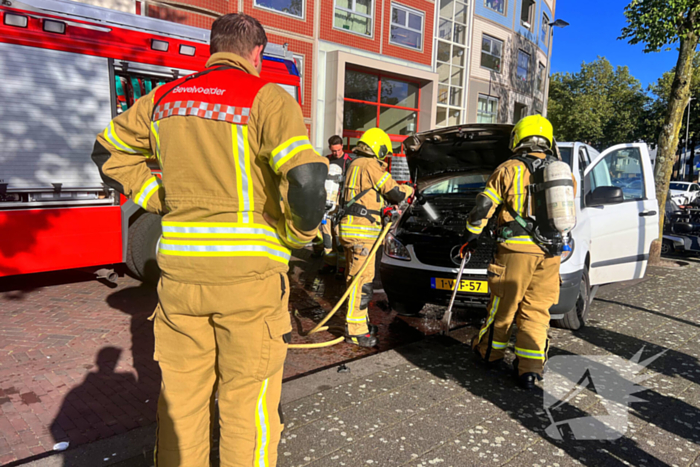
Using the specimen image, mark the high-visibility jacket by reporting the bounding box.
[466,152,575,254]
[94,52,328,284]
[339,156,413,244]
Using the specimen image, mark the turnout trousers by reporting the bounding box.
[473,247,560,376]
[152,273,292,467]
[321,219,346,269]
[343,241,376,336]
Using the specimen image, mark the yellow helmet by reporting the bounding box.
[510,115,554,153]
[355,128,393,160]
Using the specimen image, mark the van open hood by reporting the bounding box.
[404,124,513,191]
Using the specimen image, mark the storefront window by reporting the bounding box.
[343,69,420,153]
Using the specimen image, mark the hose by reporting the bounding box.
[288,221,393,349]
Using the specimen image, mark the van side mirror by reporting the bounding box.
[587,186,624,206]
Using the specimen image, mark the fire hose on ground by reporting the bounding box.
[287,221,393,349]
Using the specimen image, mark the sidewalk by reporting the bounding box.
[12,260,700,466]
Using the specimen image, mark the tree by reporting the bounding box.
[620,0,700,264]
[547,57,649,151]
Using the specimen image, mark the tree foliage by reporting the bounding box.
[619,0,700,264]
[547,57,649,150]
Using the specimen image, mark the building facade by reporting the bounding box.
[79,0,555,152]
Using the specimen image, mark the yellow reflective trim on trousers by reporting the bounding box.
[255,379,270,467]
[504,235,536,245]
[135,176,161,208]
[483,187,503,205]
[270,136,315,173]
[492,340,508,350]
[348,282,358,321]
[477,296,500,342]
[515,347,545,359]
[346,166,361,224]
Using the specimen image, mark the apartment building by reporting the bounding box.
[78,0,556,149]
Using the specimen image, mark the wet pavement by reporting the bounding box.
[0,247,471,465]
[2,251,700,466]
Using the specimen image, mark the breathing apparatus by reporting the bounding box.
[498,116,576,256]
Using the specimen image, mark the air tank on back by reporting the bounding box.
[543,161,576,234]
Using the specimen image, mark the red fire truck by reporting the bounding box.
[0,0,302,283]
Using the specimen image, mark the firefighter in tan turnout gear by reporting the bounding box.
[339,128,413,348]
[463,115,575,390]
[91,14,328,467]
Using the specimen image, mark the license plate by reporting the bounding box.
[431,277,489,294]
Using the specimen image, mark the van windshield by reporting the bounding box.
[559,147,572,167]
[423,174,490,195]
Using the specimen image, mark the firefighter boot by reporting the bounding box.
[345,331,378,348]
[513,359,543,390]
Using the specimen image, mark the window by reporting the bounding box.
[537,62,546,92]
[588,148,645,201]
[513,102,527,122]
[343,69,419,152]
[477,95,498,123]
[390,3,424,50]
[481,34,503,73]
[254,0,304,18]
[335,0,373,36]
[516,49,530,81]
[484,0,505,15]
[541,13,550,45]
[520,0,534,30]
[293,54,304,103]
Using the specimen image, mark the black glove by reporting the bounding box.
[460,232,479,258]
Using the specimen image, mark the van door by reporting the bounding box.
[583,143,658,285]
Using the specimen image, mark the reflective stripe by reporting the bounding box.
[161,222,281,242]
[159,240,290,263]
[347,282,360,321]
[515,347,545,360]
[466,221,483,235]
[283,228,308,248]
[347,166,360,223]
[339,232,379,239]
[104,121,149,156]
[483,187,503,205]
[151,121,162,166]
[270,136,315,173]
[340,225,382,232]
[374,173,390,191]
[504,235,536,245]
[255,379,269,467]
[232,124,253,223]
[135,177,161,208]
[477,296,500,342]
[492,341,508,350]
[515,165,523,215]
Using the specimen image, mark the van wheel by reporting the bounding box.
[126,213,162,285]
[660,240,672,256]
[552,268,590,331]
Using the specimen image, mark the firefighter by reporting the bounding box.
[91,14,328,466]
[339,128,413,347]
[319,135,353,277]
[464,115,565,390]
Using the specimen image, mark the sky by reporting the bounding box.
[549,0,680,91]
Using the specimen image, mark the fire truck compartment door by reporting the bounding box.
[0,42,112,189]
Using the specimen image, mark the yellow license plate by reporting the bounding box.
[431,278,489,294]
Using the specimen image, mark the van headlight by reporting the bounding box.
[561,237,575,263]
[385,232,411,260]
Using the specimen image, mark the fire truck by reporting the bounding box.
[0,0,302,283]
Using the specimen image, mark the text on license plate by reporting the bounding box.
[430,278,489,294]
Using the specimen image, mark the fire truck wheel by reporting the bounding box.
[126,213,162,284]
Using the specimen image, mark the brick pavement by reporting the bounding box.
[0,249,450,465]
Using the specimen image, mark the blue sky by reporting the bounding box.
[549,0,680,90]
